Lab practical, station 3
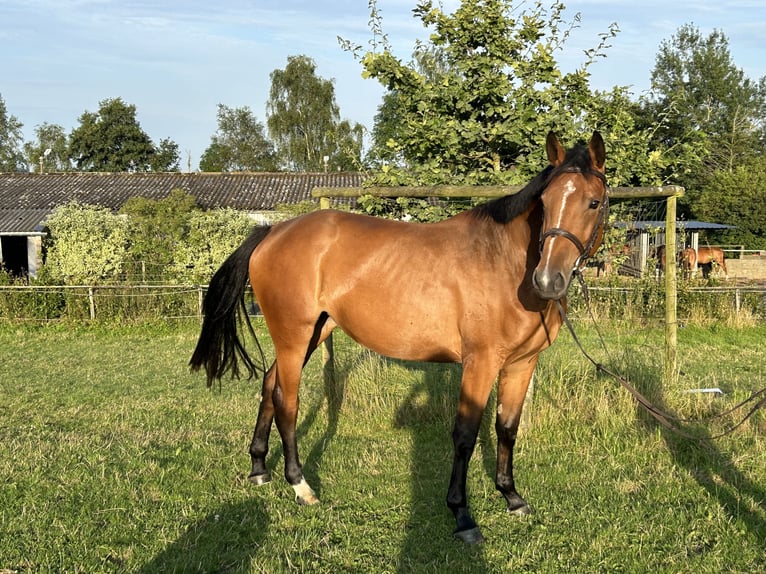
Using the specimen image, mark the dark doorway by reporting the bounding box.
[1,236,29,276]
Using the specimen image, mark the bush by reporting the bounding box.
[44,202,128,284]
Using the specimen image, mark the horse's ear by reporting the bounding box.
[546,132,565,166]
[589,131,606,171]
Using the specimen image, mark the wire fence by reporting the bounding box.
[0,284,214,322]
[1,282,765,324]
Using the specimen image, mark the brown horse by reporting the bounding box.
[190,131,609,544]
[679,247,697,278]
[656,245,699,278]
[697,246,727,277]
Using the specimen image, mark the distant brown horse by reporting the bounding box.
[655,244,667,276]
[697,246,728,277]
[679,247,697,278]
[656,245,702,279]
[190,132,609,544]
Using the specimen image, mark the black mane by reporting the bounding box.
[470,141,593,224]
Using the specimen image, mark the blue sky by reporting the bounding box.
[3,1,764,170]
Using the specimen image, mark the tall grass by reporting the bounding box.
[0,320,763,573]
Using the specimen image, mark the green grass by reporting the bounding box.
[0,320,764,573]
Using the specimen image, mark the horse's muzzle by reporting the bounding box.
[531,268,570,300]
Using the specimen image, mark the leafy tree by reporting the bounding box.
[152,138,181,172]
[119,189,200,281]
[0,94,26,172]
[44,202,128,284]
[365,43,451,167]
[68,98,180,172]
[24,122,72,172]
[694,155,766,249]
[199,104,277,172]
[346,0,663,188]
[639,24,766,211]
[330,119,365,171]
[267,55,363,171]
[172,209,253,283]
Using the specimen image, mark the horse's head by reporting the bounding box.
[531,131,609,300]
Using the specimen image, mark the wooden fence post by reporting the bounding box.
[319,196,335,385]
[664,194,678,388]
[88,287,96,321]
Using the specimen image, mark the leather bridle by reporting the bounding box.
[538,168,610,272]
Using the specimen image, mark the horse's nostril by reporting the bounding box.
[532,269,569,300]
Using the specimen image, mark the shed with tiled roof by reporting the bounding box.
[0,171,365,276]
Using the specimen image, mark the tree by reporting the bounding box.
[330,119,365,171]
[640,24,766,209]
[152,138,181,172]
[119,189,200,281]
[68,98,180,172]
[24,123,72,172]
[0,94,26,172]
[267,55,363,171]
[694,155,766,249]
[199,104,277,172]
[44,202,128,284]
[346,0,662,187]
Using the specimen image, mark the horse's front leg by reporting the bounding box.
[494,358,538,515]
[448,354,498,544]
[248,362,277,485]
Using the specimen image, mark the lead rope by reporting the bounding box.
[556,279,766,440]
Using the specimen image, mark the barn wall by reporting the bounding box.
[727,257,766,280]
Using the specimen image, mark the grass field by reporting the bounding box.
[0,319,764,573]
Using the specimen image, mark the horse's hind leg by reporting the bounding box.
[272,348,319,505]
[248,362,277,485]
[494,358,538,516]
[248,313,334,495]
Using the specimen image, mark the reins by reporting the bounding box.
[538,166,763,440]
[556,273,766,440]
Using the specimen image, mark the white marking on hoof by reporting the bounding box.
[248,473,272,486]
[292,478,319,505]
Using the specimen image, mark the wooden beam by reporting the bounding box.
[312,185,685,200]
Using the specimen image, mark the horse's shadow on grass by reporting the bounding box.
[137,499,270,574]
[391,359,493,572]
[149,350,498,572]
[627,358,766,544]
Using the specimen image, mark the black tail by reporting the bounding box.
[189,226,272,387]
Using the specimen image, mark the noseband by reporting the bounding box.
[538,168,609,272]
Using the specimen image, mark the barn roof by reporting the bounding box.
[0,171,365,234]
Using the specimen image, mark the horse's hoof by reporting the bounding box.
[295,493,320,506]
[248,472,272,486]
[506,493,533,516]
[293,478,319,505]
[454,526,485,545]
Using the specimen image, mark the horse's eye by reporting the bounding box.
[588,199,600,210]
